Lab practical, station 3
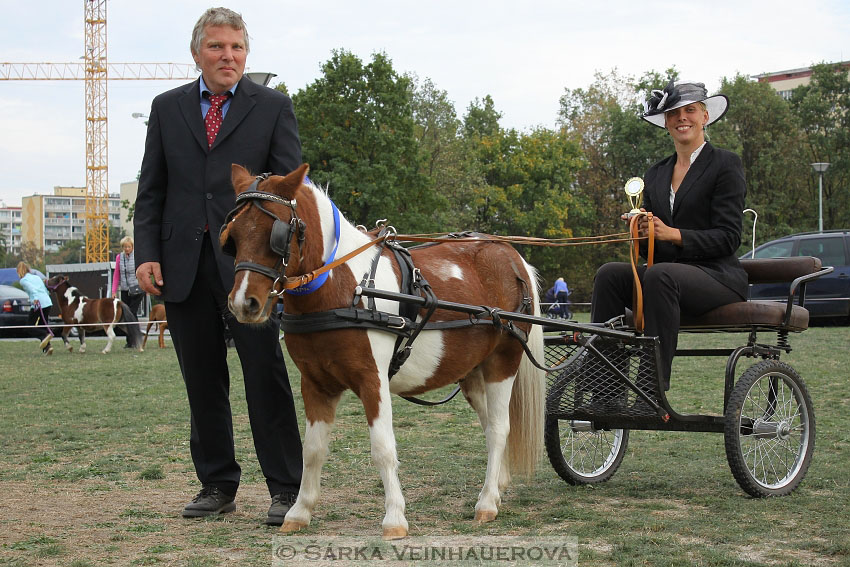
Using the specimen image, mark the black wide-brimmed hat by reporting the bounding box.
[642,80,729,128]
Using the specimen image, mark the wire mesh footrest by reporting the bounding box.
[545,334,663,421]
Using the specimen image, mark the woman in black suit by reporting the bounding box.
[591,80,748,389]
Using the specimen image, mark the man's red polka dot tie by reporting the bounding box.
[205,93,230,149]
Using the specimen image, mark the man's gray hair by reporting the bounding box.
[190,7,250,57]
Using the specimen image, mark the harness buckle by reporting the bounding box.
[387,316,407,330]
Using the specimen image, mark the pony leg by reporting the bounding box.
[102,324,116,354]
[462,371,511,494]
[366,377,407,540]
[61,328,73,352]
[474,376,516,524]
[281,388,342,534]
[142,322,153,350]
[78,328,86,354]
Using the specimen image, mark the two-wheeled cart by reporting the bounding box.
[542,256,831,496]
[358,254,830,497]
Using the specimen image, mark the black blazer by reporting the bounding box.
[133,77,302,302]
[643,142,748,299]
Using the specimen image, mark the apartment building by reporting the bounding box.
[754,60,850,100]
[21,186,122,253]
[0,204,22,256]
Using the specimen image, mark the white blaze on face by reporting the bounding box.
[231,273,252,312]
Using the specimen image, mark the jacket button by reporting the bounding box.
[205,193,213,200]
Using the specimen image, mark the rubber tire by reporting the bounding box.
[724,360,815,497]
[545,414,629,484]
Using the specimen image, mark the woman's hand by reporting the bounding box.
[622,209,682,245]
[648,215,682,245]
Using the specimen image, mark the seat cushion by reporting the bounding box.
[681,300,809,332]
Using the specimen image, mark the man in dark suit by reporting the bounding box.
[134,7,303,525]
[591,81,748,390]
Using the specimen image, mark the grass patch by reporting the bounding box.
[0,325,848,566]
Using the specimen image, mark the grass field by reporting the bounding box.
[0,322,848,566]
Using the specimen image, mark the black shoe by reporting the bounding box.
[182,486,236,518]
[266,492,297,526]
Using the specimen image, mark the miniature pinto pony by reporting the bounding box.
[220,164,545,539]
[47,274,143,354]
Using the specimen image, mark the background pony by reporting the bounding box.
[221,164,545,539]
[142,303,168,349]
[47,275,143,354]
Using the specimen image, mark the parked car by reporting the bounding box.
[741,230,850,322]
[0,284,32,337]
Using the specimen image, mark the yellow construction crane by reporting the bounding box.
[0,0,195,262]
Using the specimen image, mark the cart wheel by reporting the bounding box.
[724,360,815,497]
[545,415,629,484]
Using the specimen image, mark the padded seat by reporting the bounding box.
[681,301,808,331]
[624,256,823,333]
[680,256,822,333]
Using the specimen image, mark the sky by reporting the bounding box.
[1,0,848,207]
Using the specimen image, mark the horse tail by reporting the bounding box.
[507,260,545,477]
[118,301,144,350]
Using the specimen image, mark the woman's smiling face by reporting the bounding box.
[664,103,709,145]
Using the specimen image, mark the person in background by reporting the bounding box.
[553,277,571,319]
[17,261,53,355]
[112,236,145,348]
[133,7,303,526]
[591,80,748,390]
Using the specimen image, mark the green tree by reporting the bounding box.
[409,75,480,230]
[789,62,850,230]
[555,69,672,298]
[45,239,86,266]
[711,75,807,247]
[290,50,438,232]
[462,110,585,285]
[19,241,43,272]
[463,95,502,139]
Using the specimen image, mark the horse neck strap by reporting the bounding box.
[278,233,388,293]
[285,200,341,295]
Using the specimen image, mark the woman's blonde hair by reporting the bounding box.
[16,261,30,279]
[120,236,134,247]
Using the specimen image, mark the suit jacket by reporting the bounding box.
[642,142,748,299]
[134,77,302,302]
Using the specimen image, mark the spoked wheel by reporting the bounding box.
[545,415,629,484]
[724,360,815,497]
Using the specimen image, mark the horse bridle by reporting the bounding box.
[220,173,306,293]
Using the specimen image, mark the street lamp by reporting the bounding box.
[244,72,277,87]
[79,245,85,264]
[131,112,148,120]
[811,162,830,233]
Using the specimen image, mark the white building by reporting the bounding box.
[0,204,22,256]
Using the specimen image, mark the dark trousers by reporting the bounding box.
[27,306,52,347]
[555,291,570,318]
[120,290,145,346]
[166,234,303,497]
[591,262,742,388]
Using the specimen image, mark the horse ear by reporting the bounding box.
[230,164,254,194]
[278,164,310,199]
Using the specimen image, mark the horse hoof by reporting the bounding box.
[474,510,498,524]
[280,520,308,533]
[382,526,408,540]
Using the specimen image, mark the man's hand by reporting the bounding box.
[136,262,164,296]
